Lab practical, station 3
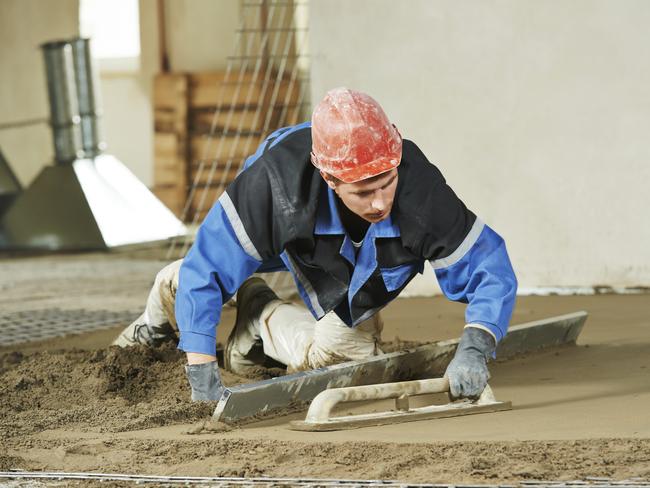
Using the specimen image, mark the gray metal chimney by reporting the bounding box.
[0,38,186,250]
[69,38,106,159]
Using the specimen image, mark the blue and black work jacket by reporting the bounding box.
[176,122,518,356]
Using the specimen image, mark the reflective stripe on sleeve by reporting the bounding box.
[284,252,325,317]
[219,192,263,262]
[430,218,485,270]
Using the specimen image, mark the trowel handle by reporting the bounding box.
[306,377,450,423]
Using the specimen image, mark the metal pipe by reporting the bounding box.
[41,38,106,164]
[41,40,84,164]
[69,38,106,157]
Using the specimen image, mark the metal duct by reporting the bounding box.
[0,37,186,251]
[41,40,84,164]
[69,38,105,158]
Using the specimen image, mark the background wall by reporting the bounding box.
[165,0,239,72]
[0,0,80,186]
[310,0,650,291]
[96,0,159,186]
[2,1,648,290]
[98,0,240,187]
[0,0,240,189]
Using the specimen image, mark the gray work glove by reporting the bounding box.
[184,361,226,401]
[445,327,496,400]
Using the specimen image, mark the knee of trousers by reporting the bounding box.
[156,259,183,331]
[358,313,384,341]
[305,312,384,369]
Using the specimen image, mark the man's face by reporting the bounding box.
[323,169,399,224]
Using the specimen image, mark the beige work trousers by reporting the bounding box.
[141,259,183,331]
[144,259,384,371]
[258,300,383,372]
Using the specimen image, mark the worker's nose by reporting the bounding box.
[371,193,387,212]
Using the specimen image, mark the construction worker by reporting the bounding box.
[114,88,517,403]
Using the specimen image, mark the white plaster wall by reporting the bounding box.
[165,0,239,72]
[0,0,79,186]
[94,0,161,186]
[99,74,154,184]
[310,0,650,290]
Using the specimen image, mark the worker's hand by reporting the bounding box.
[445,326,496,400]
[184,361,225,401]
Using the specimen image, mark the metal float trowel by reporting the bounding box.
[289,376,511,431]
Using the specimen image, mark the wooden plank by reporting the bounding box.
[213,311,588,424]
[190,134,261,162]
[189,163,240,186]
[154,73,188,111]
[190,108,263,134]
[282,105,302,127]
[189,185,229,213]
[153,74,189,199]
[261,79,302,107]
[189,71,300,109]
[190,188,224,211]
[154,108,183,133]
[154,131,178,155]
[153,74,189,135]
[153,185,186,218]
[153,133,186,187]
[189,72,262,108]
[188,208,209,223]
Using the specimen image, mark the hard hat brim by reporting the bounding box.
[324,156,400,184]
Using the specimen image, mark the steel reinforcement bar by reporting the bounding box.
[0,471,648,487]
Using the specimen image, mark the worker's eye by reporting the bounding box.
[381,176,397,190]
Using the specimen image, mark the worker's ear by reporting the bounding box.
[320,170,338,190]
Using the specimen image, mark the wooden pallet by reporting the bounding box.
[152,71,302,221]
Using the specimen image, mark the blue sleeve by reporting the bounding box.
[177,122,309,354]
[175,199,262,355]
[432,221,517,343]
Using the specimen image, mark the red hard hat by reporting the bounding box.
[311,88,402,183]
